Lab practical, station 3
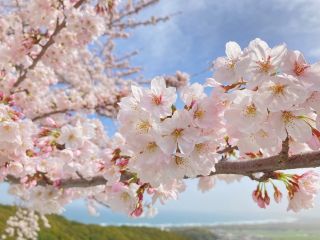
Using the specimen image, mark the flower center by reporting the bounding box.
[146,142,157,152]
[244,104,257,116]
[194,109,205,119]
[152,95,162,105]
[294,61,309,76]
[68,134,75,141]
[282,111,295,124]
[195,143,208,154]
[174,156,185,166]
[257,129,268,138]
[270,83,285,95]
[137,120,151,133]
[228,60,236,69]
[257,56,272,73]
[172,128,184,138]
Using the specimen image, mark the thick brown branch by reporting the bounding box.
[5,150,320,189]
[211,150,320,175]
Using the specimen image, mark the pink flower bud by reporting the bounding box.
[132,207,143,217]
[274,187,282,203]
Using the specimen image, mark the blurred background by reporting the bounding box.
[2,0,320,228]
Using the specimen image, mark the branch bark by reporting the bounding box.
[5,150,320,189]
[32,109,71,121]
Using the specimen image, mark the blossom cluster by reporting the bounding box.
[1,208,50,240]
[117,77,224,187]
[212,38,320,155]
[116,38,320,213]
[0,0,320,238]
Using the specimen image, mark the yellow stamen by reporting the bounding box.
[175,156,184,166]
[244,104,257,116]
[194,109,205,119]
[270,83,285,95]
[137,121,151,133]
[146,142,157,152]
[257,56,272,73]
[172,128,183,138]
[282,111,295,124]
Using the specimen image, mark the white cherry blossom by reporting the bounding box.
[140,77,176,117]
[213,41,249,85]
[255,74,308,112]
[246,38,287,88]
[157,110,199,155]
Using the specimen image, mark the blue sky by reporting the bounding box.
[108,0,320,220]
[2,0,320,223]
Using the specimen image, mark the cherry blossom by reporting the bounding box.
[213,41,249,85]
[282,50,320,89]
[288,171,320,212]
[255,74,308,112]
[0,0,320,237]
[140,77,176,117]
[157,110,199,155]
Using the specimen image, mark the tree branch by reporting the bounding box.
[11,0,87,91]
[5,150,320,189]
[32,109,71,121]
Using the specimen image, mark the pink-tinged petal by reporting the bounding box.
[287,119,312,142]
[225,41,242,60]
[157,136,177,155]
[177,138,195,155]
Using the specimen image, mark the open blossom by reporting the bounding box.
[246,38,287,88]
[180,83,206,107]
[0,121,22,145]
[225,90,268,134]
[191,97,222,129]
[165,152,214,180]
[119,109,155,142]
[152,180,186,205]
[157,110,198,155]
[282,50,320,90]
[288,171,320,212]
[254,74,308,112]
[57,125,84,149]
[268,110,313,142]
[213,41,249,85]
[120,85,143,111]
[106,183,139,215]
[128,135,170,187]
[140,77,176,117]
[235,127,281,153]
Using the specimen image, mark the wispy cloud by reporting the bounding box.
[115,0,320,215]
[120,0,320,81]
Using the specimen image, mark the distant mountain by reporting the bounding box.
[0,204,201,240]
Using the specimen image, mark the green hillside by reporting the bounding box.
[0,205,189,240]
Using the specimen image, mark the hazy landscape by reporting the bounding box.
[1,205,320,240]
